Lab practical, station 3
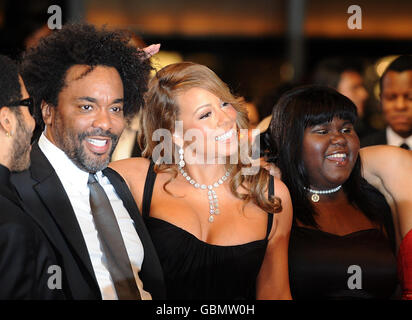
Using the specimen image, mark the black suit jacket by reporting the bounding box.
[360,129,387,148]
[11,143,165,300]
[0,165,64,299]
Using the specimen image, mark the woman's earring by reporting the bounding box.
[6,131,11,137]
[178,147,185,168]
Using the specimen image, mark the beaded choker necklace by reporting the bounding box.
[304,185,342,202]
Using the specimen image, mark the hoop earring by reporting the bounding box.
[178,147,185,168]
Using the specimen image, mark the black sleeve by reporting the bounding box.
[0,202,65,299]
[30,222,66,300]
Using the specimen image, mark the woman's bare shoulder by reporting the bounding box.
[360,145,412,177]
[273,177,290,200]
[360,144,412,162]
[109,157,151,187]
[270,177,293,237]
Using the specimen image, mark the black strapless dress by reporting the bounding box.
[289,226,398,299]
[142,162,273,300]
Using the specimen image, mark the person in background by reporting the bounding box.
[11,24,165,300]
[361,55,412,150]
[244,99,260,129]
[0,54,63,299]
[312,57,372,139]
[267,85,398,299]
[243,98,260,143]
[254,82,300,173]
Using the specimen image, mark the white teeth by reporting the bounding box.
[87,138,108,147]
[327,153,347,159]
[215,130,233,141]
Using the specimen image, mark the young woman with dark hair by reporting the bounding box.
[267,85,398,299]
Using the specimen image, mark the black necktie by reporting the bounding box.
[400,143,410,150]
[87,173,141,300]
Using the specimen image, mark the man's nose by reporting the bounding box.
[394,96,408,111]
[92,109,113,131]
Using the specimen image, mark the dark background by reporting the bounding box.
[0,0,411,124]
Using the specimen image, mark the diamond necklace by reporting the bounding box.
[304,185,342,202]
[178,166,232,223]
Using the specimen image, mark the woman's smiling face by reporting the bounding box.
[302,116,360,190]
[175,87,238,163]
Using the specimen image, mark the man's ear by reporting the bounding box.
[0,107,15,136]
[41,101,54,126]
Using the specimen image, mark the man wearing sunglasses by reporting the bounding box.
[0,54,63,299]
[8,97,34,114]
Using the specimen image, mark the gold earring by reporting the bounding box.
[6,132,12,137]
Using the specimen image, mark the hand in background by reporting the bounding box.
[261,158,282,180]
[143,44,161,58]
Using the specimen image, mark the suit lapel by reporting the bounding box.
[0,185,22,209]
[21,143,164,298]
[0,166,22,209]
[103,168,150,246]
[103,167,166,298]
[29,144,97,282]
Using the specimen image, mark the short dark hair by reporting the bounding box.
[380,55,412,92]
[0,55,22,109]
[312,57,364,89]
[20,23,151,127]
[268,85,392,245]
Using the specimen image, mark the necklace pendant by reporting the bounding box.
[305,185,341,203]
[311,193,320,202]
[179,166,232,222]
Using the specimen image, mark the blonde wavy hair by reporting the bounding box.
[139,62,281,213]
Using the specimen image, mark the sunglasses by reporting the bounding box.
[8,97,35,116]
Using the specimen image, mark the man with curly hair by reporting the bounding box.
[0,54,63,299]
[11,24,165,300]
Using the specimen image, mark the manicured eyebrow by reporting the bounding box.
[194,103,211,113]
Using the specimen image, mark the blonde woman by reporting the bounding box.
[110,62,292,300]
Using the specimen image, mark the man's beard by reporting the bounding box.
[10,113,32,172]
[55,126,120,173]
